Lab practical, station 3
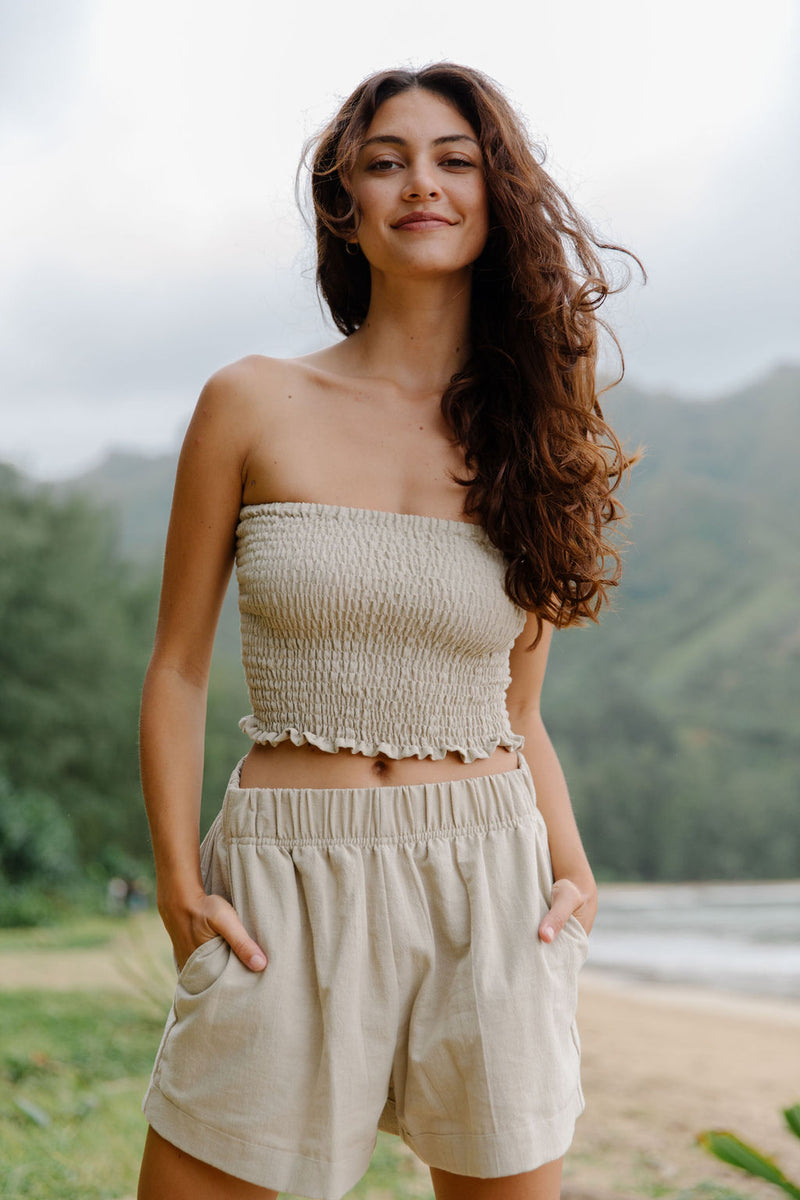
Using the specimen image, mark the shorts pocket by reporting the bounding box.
[563,913,590,967]
[176,935,230,996]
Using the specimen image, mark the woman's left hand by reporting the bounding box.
[539,876,597,943]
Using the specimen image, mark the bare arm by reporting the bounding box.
[140,359,268,972]
[505,615,598,941]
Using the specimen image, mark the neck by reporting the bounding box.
[344,268,473,394]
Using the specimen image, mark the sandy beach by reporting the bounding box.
[565,971,800,1199]
[3,917,799,1199]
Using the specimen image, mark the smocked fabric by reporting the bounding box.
[235,502,527,763]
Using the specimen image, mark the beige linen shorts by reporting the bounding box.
[142,750,588,1200]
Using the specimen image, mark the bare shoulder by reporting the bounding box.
[201,352,338,416]
[193,350,359,503]
[185,354,300,456]
[198,354,290,414]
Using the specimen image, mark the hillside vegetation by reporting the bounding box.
[548,363,799,878]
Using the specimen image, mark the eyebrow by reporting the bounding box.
[360,134,479,149]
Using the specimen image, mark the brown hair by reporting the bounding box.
[298,62,646,646]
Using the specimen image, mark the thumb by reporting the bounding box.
[539,880,580,944]
[207,900,268,972]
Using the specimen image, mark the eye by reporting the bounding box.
[441,156,475,168]
[366,158,401,172]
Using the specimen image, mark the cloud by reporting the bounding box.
[2,255,325,399]
[607,34,800,398]
[0,1,90,132]
[1,250,332,479]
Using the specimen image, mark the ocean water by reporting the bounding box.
[584,880,800,998]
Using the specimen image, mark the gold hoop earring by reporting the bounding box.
[345,242,359,256]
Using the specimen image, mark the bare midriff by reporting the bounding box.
[238,741,520,790]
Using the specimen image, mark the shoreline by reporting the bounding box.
[580,965,800,1024]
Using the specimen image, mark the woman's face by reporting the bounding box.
[347,87,489,281]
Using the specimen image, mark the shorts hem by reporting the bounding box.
[400,1089,586,1179]
[143,1084,374,1200]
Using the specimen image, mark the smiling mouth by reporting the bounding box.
[392,213,453,229]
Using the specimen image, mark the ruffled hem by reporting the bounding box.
[238,716,525,765]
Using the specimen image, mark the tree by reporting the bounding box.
[0,465,156,879]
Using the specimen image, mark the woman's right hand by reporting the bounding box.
[162,889,268,974]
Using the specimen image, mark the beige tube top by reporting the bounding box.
[235,502,527,763]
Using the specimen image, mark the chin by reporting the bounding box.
[380,252,478,278]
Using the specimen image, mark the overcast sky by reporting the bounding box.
[2,0,798,479]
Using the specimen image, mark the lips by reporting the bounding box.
[392,212,453,228]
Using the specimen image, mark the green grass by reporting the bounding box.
[0,989,161,1198]
[673,1187,750,1200]
[0,989,434,1199]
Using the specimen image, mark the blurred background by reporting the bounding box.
[1,2,798,1198]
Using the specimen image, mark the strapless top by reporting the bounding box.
[235,501,527,763]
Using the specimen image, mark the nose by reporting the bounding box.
[402,161,441,202]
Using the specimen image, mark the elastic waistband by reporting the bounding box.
[220,751,538,847]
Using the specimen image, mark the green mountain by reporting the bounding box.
[541,363,800,879]
[54,450,178,565]
[53,362,799,880]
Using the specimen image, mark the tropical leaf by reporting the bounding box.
[783,1105,800,1141]
[698,1130,800,1200]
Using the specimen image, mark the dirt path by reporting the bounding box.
[0,913,175,997]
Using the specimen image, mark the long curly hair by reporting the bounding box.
[298,62,646,647]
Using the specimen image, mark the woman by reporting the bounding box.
[137,62,643,1200]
